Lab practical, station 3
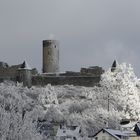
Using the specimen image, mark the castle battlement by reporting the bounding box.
[0,39,105,87]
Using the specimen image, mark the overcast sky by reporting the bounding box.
[0,0,140,76]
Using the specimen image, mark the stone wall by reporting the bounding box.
[80,66,104,76]
[0,67,19,81]
[0,63,38,83]
[32,76,101,87]
[0,62,103,87]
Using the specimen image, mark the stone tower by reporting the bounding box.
[42,40,59,73]
[18,61,32,88]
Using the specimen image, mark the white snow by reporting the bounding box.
[0,62,140,139]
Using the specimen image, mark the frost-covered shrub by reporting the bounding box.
[38,84,58,110]
[0,83,43,140]
[44,105,64,123]
[68,102,89,114]
[0,62,139,139]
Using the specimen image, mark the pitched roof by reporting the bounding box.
[136,123,140,130]
[112,60,117,68]
[93,128,130,140]
[105,129,130,140]
[19,61,31,70]
[111,60,119,72]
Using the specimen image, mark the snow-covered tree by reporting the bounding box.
[0,82,43,140]
[0,62,140,139]
[100,63,140,119]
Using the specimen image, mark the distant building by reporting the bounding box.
[0,39,106,87]
[56,124,93,140]
[0,61,37,87]
[120,119,140,137]
[120,119,138,131]
[93,128,136,140]
[18,61,32,87]
[134,123,140,136]
[42,40,59,73]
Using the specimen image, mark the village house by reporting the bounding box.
[93,127,140,140]
[56,124,94,140]
[93,128,133,140]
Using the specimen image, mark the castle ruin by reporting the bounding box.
[42,40,59,73]
[0,39,105,87]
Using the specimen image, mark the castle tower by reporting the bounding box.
[42,40,59,73]
[18,61,32,88]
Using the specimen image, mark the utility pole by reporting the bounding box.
[106,93,110,128]
[108,94,110,112]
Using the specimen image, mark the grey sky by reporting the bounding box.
[0,0,140,76]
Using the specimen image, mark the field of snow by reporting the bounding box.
[0,63,140,139]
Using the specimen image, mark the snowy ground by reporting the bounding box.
[0,63,140,140]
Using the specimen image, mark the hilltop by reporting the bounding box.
[0,62,139,139]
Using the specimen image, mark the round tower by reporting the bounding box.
[18,61,32,88]
[42,40,59,73]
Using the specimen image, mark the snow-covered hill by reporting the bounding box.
[0,63,140,139]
